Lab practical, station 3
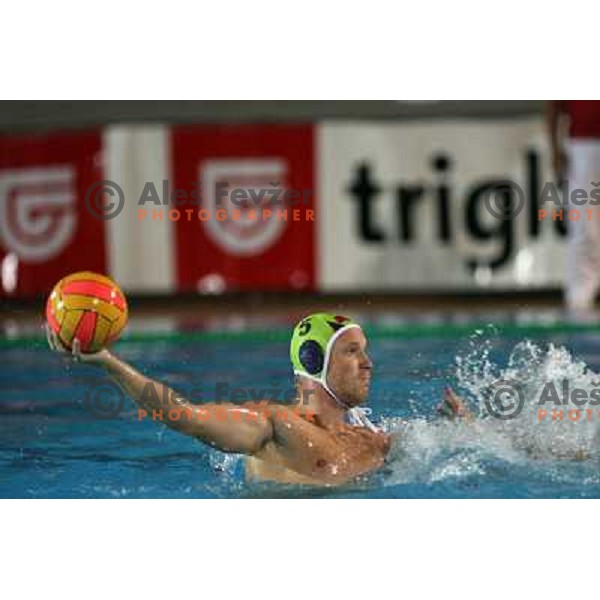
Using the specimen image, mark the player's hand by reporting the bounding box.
[45,324,110,365]
[436,386,474,421]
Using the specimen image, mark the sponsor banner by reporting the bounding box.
[2,119,569,298]
[171,125,315,292]
[0,130,105,297]
[318,119,565,290]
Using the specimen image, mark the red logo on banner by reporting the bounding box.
[0,131,105,297]
[200,158,289,256]
[172,125,315,292]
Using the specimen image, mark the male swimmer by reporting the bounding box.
[47,312,464,486]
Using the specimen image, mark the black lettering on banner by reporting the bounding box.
[346,150,566,273]
[466,182,513,270]
[348,163,385,241]
[432,154,452,243]
[396,186,424,242]
[527,150,540,238]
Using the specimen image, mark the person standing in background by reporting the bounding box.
[547,101,600,315]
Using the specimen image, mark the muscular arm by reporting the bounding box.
[85,349,273,455]
[106,349,359,481]
[99,351,369,480]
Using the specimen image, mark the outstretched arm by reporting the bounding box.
[99,350,273,453]
[47,328,273,454]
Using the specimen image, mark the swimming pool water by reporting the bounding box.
[2,325,600,498]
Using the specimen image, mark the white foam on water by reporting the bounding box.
[381,332,600,486]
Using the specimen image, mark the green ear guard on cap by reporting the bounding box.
[290,313,361,384]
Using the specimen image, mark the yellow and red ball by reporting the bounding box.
[45,271,128,353]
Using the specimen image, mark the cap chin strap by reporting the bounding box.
[294,324,379,432]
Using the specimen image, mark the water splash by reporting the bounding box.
[381,333,600,487]
[207,450,245,495]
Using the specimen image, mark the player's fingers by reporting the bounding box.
[442,391,454,410]
[44,324,55,350]
[436,401,454,418]
[444,387,461,411]
[52,330,65,353]
[72,338,82,361]
[45,325,62,353]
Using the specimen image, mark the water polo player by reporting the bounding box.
[46,312,465,485]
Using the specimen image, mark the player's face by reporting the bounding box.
[327,328,372,406]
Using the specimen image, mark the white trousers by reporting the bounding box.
[565,139,600,312]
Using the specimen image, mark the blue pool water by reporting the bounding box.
[2,323,600,498]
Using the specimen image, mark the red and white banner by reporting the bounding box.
[0,118,569,298]
[171,124,315,292]
[0,130,105,297]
